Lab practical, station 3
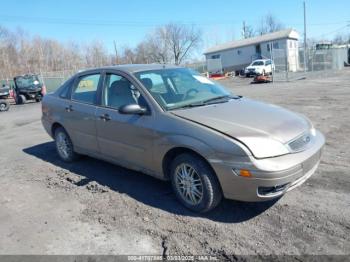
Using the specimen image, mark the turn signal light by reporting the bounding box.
[239,169,252,178]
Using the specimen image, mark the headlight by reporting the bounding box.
[238,137,289,158]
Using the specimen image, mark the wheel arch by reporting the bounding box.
[51,122,65,137]
[162,146,217,182]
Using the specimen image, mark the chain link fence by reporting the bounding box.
[272,46,349,81]
[1,47,349,88]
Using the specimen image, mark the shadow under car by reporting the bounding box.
[23,142,279,223]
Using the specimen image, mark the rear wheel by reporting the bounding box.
[17,94,26,104]
[54,127,79,162]
[170,153,222,213]
[0,100,9,111]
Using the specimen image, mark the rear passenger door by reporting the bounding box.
[64,72,101,154]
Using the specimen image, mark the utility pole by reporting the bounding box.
[303,1,307,72]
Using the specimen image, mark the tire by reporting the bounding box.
[0,100,9,112]
[54,127,79,162]
[17,94,26,104]
[170,153,222,213]
[35,97,42,102]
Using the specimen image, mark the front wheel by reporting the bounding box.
[54,127,79,162]
[0,100,9,111]
[170,153,222,213]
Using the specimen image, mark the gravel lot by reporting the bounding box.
[0,69,349,258]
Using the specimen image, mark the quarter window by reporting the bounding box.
[72,74,100,104]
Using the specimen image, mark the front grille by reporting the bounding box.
[288,132,311,152]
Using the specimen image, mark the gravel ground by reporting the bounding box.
[0,70,349,259]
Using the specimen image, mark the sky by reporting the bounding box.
[0,0,349,56]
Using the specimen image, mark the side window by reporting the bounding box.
[103,73,147,109]
[140,73,167,93]
[72,74,100,104]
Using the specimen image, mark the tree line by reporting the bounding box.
[1,15,348,80]
[0,23,201,80]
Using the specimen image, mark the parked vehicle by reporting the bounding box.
[0,84,11,112]
[14,74,45,104]
[41,64,325,212]
[244,59,274,77]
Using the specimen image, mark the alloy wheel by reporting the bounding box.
[174,163,203,205]
[56,132,71,160]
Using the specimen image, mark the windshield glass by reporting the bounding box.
[134,68,231,110]
[15,75,41,88]
[251,61,264,66]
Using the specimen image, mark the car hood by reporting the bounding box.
[171,98,311,158]
[247,66,263,70]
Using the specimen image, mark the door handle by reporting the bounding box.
[99,113,111,121]
[65,105,73,112]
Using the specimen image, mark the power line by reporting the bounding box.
[0,14,348,28]
[313,24,349,39]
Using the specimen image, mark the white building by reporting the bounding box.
[204,29,300,73]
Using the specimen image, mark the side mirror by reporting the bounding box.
[119,104,148,115]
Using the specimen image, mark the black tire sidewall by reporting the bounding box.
[170,153,222,213]
[17,95,26,104]
[0,100,9,111]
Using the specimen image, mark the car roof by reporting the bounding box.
[252,59,270,62]
[79,64,183,75]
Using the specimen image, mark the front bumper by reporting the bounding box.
[209,130,325,202]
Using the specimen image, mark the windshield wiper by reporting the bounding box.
[169,102,207,110]
[169,95,241,111]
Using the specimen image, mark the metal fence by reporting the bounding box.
[1,47,348,88]
[272,46,349,81]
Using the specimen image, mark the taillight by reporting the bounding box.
[41,85,47,96]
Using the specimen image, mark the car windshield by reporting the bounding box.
[251,61,264,66]
[15,75,41,88]
[134,68,233,110]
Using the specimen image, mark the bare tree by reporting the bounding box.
[144,23,201,65]
[242,23,255,39]
[0,23,202,80]
[257,14,284,35]
[333,33,350,45]
[163,23,201,65]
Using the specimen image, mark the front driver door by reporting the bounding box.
[95,72,155,173]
